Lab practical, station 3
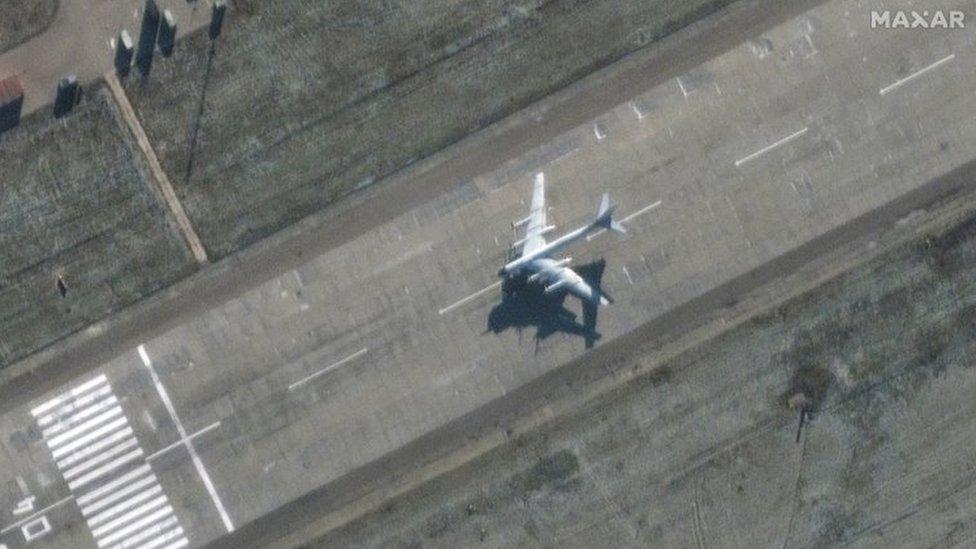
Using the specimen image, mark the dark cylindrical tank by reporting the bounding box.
[209,0,226,39]
[158,10,177,57]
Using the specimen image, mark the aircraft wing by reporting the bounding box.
[557,267,610,306]
[529,259,610,306]
[521,172,548,255]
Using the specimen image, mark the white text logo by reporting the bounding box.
[871,10,965,29]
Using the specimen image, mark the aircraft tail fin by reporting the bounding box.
[595,194,626,234]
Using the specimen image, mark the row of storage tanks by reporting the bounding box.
[0,0,228,133]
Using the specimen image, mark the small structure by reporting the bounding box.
[158,10,177,57]
[209,0,226,39]
[54,75,80,118]
[115,30,135,76]
[0,75,24,133]
[56,274,68,298]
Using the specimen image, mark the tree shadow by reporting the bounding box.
[485,259,608,350]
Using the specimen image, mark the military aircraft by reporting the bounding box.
[498,172,625,306]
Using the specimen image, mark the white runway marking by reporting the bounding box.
[68,448,144,490]
[631,102,646,120]
[734,127,809,167]
[51,417,130,460]
[78,465,152,510]
[42,394,119,437]
[57,427,134,469]
[588,200,662,241]
[90,495,168,538]
[289,348,369,390]
[37,385,113,428]
[32,375,107,417]
[86,479,160,522]
[29,375,189,547]
[113,515,179,548]
[879,53,954,96]
[622,266,634,285]
[439,281,503,315]
[139,345,235,533]
[88,485,162,527]
[63,437,140,480]
[98,505,174,547]
[146,421,222,461]
[47,406,124,448]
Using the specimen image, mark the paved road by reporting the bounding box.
[0,0,209,116]
[2,0,975,547]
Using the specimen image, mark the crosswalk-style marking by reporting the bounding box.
[31,374,189,549]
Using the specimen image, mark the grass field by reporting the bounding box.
[0,85,197,368]
[315,193,976,546]
[125,0,735,259]
[0,0,58,54]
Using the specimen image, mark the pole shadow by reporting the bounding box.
[184,40,218,184]
[485,259,609,350]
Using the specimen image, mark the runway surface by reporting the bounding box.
[2,0,975,547]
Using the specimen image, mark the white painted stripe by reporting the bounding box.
[438,282,502,315]
[160,537,189,549]
[288,348,369,390]
[622,265,634,285]
[91,495,167,537]
[139,344,235,532]
[734,127,809,167]
[47,406,124,448]
[115,516,178,548]
[33,396,69,419]
[134,527,184,549]
[146,421,221,461]
[880,53,955,96]
[58,427,134,470]
[587,200,662,241]
[31,375,107,417]
[620,200,664,224]
[69,375,108,397]
[97,506,173,547]
[137,345,152,367]
[68,448,144,491]
[78,465,151,507]
[43,395,119,437]
[89,485,163,527]
[64,438,140,480]
[37,385,113,427]
[81,473,157,516]
[52,417,129,459]
[631,102,645,120]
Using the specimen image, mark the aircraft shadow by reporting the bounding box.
[486,259,608,350]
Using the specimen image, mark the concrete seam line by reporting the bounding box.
[103,71,209,264]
